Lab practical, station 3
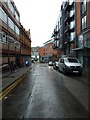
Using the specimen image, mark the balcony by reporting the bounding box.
[64,24,75,33]
[64,25,70,33]
[65,36,70,43]
[64,11,75,22]
[64,1,74,11]
[64,13,69,22]
[52,45,58,49]
[64,1,69,11]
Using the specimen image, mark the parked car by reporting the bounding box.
[48,61,53,66]
[53,61,59,70]
[58,57,83,75]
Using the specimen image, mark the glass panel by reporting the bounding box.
[70,20,75,29]
[8,0,14,14]
[15,25,19,35]
[67,58,79,63]
[15,11,19,21]
[82,16,86,30]
[4,0,8,2]
[81,0,86,14]
[0,7,7,23]
[2,31,7,43]
[84,31,90,48]
[8,17,14,30]
[0,32,2,42]
[70,32,75,41]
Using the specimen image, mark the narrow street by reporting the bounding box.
[2,63,88,118]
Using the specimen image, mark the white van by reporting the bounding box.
[58,57,83,75]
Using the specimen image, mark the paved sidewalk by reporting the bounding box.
[1,64,34,92]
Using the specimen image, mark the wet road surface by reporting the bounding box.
[2,64,88,118]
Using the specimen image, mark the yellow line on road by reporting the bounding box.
[0,75,25,101]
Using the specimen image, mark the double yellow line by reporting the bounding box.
[0,75,25,101]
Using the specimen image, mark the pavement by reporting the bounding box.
[1,64,34,93]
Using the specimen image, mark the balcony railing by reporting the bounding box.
[64,1,74,11]
[64,25,70,33]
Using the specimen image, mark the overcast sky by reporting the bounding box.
[14,0,64,47]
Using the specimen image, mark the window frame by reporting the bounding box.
[81,15,87,31]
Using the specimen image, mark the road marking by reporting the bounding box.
[0,75,25,101]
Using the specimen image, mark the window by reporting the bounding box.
[2,32,7,43]
[15,41,20,48]
[60,17,62,26]
[8,17,14,31]
[15,25,19,35]
[58,21,59,30]
[0,32,2,42]
[70,20,75,29]
[15,11,20,21]
[84,32,90,48]
[69,0,74,5]
[81,0,86,15]
[8,0,14,14]
[67,58,79,63]
[70,10,75,17]
[9,35,15,44]
[4,0,8,2]
[60,59,64,63]
[70,32,75,41]
[81,15,86,30]
[0,7,7,23]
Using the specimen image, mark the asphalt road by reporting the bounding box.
[2,63,88,118]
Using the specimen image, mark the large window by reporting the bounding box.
[81,15,86,30]
[8,17,14,31]
[0,7,7,24]
[81,0,86,15]
[15,11,19,21]
[7,0,14,14]
[15,25,19,35]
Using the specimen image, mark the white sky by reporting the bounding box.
[14,0,64,47]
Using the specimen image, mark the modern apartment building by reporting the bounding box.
[63,0,76,56]
[0,0,31,71]
[52,0,90,69]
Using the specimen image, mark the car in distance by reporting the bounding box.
[48,61,53,66]
[58,57,83,75]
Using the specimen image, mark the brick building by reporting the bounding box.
[0,0,20,71]
[38,39,60,63]
[52,0,90,70]
[74,0,90,69]
[20,26,31,67]
[0,0,31,71]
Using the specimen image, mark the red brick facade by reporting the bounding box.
[38,43,60,62]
